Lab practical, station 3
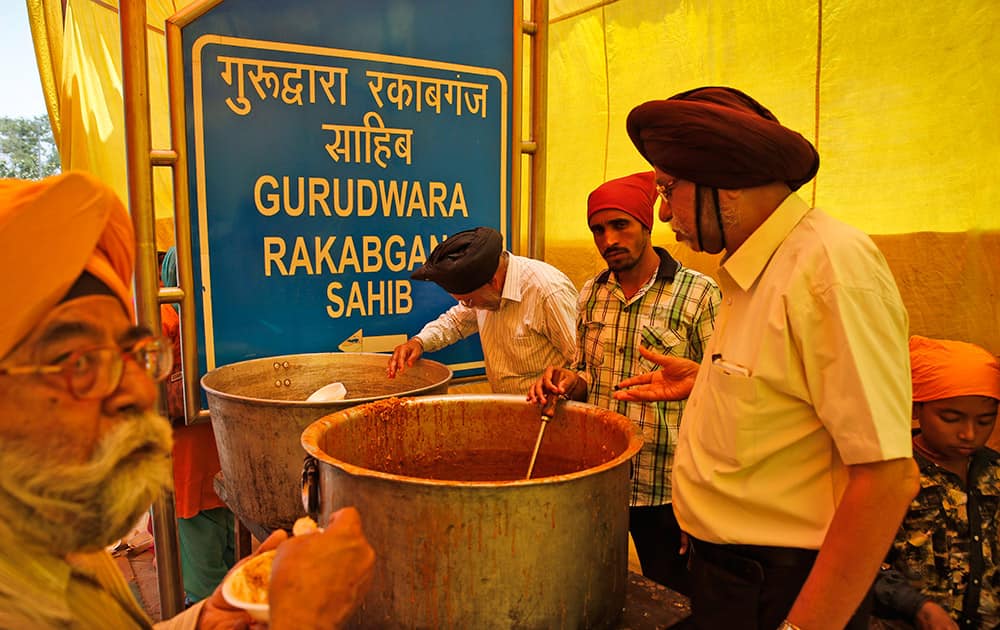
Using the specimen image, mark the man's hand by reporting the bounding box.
[612,346,699,402]
[915,601,959,630]
[197,529,290,630]
[268,507,376,630]
[526,366,583,404]
[386,338,423,378]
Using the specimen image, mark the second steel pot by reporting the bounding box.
[301,394,643,629]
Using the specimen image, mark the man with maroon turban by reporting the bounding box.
[528,171,721,594]
[873,336,1000,629]
[616,87,919,630]
[0,172,374,629]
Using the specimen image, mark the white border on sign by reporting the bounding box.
[191,34,510,371]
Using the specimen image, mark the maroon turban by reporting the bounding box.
[626,86,819,191]
[587,171,656,230]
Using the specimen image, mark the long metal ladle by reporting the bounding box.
[526,395,557,479]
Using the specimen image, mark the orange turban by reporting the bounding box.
[909,335,1000,402]
[587,171,656,230]
[0,171,135,359]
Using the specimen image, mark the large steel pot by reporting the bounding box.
[301,394,643,629]
[201,352,451,538]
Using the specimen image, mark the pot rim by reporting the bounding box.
[300,393,645,487]
[200,352,453,407]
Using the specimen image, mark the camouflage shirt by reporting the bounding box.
[878,445,1000,627]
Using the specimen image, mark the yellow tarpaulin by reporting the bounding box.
[28,0,1000,351]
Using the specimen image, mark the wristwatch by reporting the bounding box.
[777,621,803,630]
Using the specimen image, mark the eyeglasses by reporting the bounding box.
[0,336,173,400]
[656,180,679,204]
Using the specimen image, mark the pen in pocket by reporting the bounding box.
[711,353,751,377]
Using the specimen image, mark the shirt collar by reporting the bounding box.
[499,252,522,303]
[595,246,679,285]
[720,193,810,292]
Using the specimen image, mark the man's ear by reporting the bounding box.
[489,259,505,289]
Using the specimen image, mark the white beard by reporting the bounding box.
[0,410,174,555]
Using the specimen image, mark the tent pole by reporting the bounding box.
[119,1,186,618]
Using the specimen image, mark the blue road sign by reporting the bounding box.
[175,0,515,383]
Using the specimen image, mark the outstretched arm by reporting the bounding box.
[386,338,424,378]
[612,345,700,402]
[785,457,920,630]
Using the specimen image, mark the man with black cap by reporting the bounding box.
[527,172,721,594]
[616,87,920,629]
[388,226,578,394]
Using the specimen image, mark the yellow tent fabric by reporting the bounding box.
[28,0,1000,351]
[25,0,63,138]
[29,0,184,247]
[545,0,1000,235]
[542,0,1000,353]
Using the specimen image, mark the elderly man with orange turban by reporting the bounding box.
[0,172,374,629]
[528,171,721,594]
[614,87,920,630]
[873,336,1000,629]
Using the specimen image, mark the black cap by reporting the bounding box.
[411,227,503,294]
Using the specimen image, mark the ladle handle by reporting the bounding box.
[526,394,557,479]
[525,419,549,479]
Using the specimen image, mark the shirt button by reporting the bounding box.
[973,579,980,585]
[618,347,625,354]
[974,535,980,541]
[727,297,733,305]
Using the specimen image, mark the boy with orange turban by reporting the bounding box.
[874,335,1000,629]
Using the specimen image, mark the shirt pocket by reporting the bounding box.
[637,325,685,372]
[695,359,759,467]
[507,334,536,373]
[898,504,945,582]
[580,319,606,367]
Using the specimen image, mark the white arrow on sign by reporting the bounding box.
[338,328,408,353]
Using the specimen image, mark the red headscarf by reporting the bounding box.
[626,86,819,191]
[910,335,1000,402]
[587,171,656,230]
[0,171,135,359]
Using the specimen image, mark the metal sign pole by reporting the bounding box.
[119,1,186,618]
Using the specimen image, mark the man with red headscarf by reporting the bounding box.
[873,336,1000,629]
[615,87,920,630]
[0,172,374,629]
[528,171,721,594]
